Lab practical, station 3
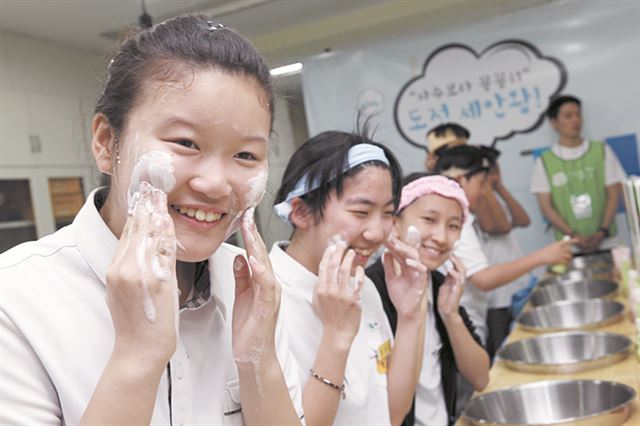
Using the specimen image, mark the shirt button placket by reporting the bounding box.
[170,342,193,425]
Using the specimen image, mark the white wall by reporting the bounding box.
[0,30,105,175]
[301,0,640,256]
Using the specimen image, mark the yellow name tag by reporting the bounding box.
[376,339,392,374]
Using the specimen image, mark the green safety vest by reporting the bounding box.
[541,140,616,240]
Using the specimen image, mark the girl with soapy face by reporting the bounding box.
[99,69,270,263]
[1,15,302,426]
[366,173,490,425]
[270,130,431,425]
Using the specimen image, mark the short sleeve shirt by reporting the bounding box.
[530,139,626,193]
[449,215,489,344]
[0,189,303,425]
[269,241,393,425]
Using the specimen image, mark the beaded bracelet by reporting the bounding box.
[309,369,346,399]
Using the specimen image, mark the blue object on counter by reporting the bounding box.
[509,274,538,320]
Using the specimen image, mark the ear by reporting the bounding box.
[92,113,117,175]
[425,153,435,172]
[549,117,559,131]
[289,198,312,229]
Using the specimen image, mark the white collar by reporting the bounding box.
[207,245,233,321]
[72,188,119,286]
[551,138,589,159]
[269,241,318,305]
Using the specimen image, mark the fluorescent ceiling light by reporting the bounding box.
[270,62,303,76]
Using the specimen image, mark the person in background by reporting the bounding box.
[367,173,489,426]
[0,15,303,425]
[424,123,469,172]
[270,129,429,425]
[530,95,626,253]
[474,146,533,358]
[425,123,536,357]
[434,144,574,415]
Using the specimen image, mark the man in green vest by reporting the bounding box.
[530,95,626,253]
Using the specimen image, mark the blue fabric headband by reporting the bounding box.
[273,144,390,224]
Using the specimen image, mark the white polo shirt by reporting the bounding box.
[530,139,626,249]
[477,199,530,310]
[414,282,447,426]
[269,242,393,425]
[0,189,302,425]
[450,215,489,344]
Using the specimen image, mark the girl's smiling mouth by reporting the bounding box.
[171,204,225,225]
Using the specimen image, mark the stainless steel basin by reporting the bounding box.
[570,251,613,270]
[517,299,624,332]
[497,331,631,374]
[462,380,636,425]
[529,280,618,307]
[546,252,614,279]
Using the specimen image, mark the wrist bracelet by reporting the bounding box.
[597,226,610,238]
[309,369,346,399]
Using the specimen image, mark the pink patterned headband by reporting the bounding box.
[398,175,469,224]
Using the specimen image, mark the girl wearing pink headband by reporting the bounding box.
[270,131,431,426]
[366,172,489,426]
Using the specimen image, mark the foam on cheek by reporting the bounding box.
[405,225,421,247]
[127,151,176,212]
[245,170,268,207]
[224,210,244,241]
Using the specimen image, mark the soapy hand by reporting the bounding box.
[437,254,466,318]
[231,207,281,364]
[538,237,577,265]
[105,181,179,367]
[382,226,429,319]
[313,235,365,347]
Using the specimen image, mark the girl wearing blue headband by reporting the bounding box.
[270,129,429,425]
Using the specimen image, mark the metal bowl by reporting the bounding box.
[517,299,624,332]
[547,252,614,278]
[497,331,631,374]
[529,280,618,307]
[544,266,613,284]
[539,270,583,286]
[462,380,636,425]
[570,251,613,270]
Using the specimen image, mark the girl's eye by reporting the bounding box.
[235,152,257,161]
[350,210,368,217]
[422,216,435,223]
[449,224,461,231]
[383,211,395,217]
[173,140,198,150]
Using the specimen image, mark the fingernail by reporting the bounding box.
[152,189,167,210]
[406,258,421,268]
[233,256,244,271]
[139,180,152,194]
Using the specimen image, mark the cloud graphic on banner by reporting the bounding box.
[394,40,567,149]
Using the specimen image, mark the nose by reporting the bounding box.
[188,157,232,200]
[362,215,387,245]
[430,223,447,245]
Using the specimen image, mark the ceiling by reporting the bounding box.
[0,0,551,66]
